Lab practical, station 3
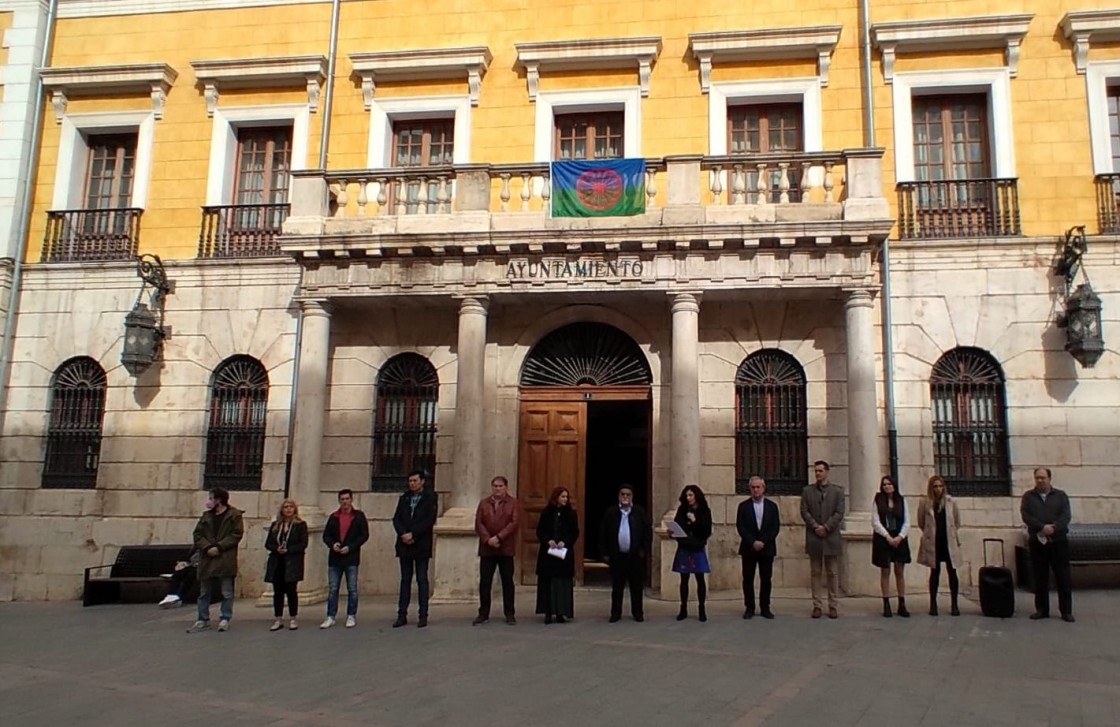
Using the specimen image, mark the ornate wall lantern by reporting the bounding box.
[121,254,172,376]
[1054,226,1104,368]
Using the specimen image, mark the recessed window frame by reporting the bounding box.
[204,104,309,207]
[1084,60,1120,174]
[42,356,107,490]
[370,353,440,493]
[367,95,471,168]
[533,87,641,162]
[52,110,155,211]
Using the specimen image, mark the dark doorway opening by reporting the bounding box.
[582,399,650,585]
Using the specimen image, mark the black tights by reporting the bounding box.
[928,562,959,599]
[679,573,707,605]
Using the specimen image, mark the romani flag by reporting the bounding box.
[551,159,646,217]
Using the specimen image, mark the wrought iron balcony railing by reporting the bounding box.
[42,208,142,262]
[896,178,1020,239]
[198,203,290,258]
[1094,173,1120,233]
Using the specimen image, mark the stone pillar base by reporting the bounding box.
[654,513,677,599]
[431,508,479,604]
[255,518,329,607]
[841,512,876,596]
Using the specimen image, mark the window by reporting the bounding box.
[553,112,624,160]
[220,125,292,240]
[371,353,439,492]
[42,357,107,489]
[735,350,808,496]
[1108,86,1120,170]
[84,133,137,210]
[912,94,990,183]
[728,102,804,201]
[204,356,269,490]
[930,347,1010,497]
[391,119,454,213]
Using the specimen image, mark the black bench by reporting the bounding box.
[83,544,194,607]
[1015,523,1120,591]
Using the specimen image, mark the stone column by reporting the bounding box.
[670,293,701,493]
[844,288,880,513]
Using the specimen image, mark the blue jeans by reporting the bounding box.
[326,565,359,618]
[197,576,234,622]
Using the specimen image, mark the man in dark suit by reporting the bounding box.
[736,475,781,619]
[392,470,438,628]
[600,484,652,622]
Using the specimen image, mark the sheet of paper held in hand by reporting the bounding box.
[547,546,568,559]
[666,521,687,538]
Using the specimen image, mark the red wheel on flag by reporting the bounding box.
[575,168,623,211]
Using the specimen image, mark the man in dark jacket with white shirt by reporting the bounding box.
[392,470,438,628]
[1020,467,1074,622]
[736,475,781,619]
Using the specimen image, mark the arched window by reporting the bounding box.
[930,347,1010,496]
[42,357,107,488]
[735,350,808,496]
[204,355,268,490]
[371,353,439,492]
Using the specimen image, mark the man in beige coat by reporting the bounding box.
[800,460,845,618]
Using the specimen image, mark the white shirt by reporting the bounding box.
[871,499,910,539]
[618,507,632,553]
[753,498,765,528]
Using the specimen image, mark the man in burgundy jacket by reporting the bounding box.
[473,476,521,625]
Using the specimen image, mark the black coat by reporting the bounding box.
[600,503,652,560]
[672,503,712,552]
[392,488,438,559]
[322,509,370,567]
[736,497,781,558]
[264,520,308,583]
[535,504,579,578]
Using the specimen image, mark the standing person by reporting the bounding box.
[736,475,781,619]
[800,460,845,619]
[871,475,911,618]
[187,488,244,633]
[916,475,961,616]
[264,499,308,631]
[320,489,369,629]
[1020,467,1074,622]
[392,470,438,628]
[473,476,521,625]
[600,484,652,623]
[671,485,713,622]
[535,486,579,624]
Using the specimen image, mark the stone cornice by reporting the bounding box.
[687,26,842,91]
[348,46,493,108]
[58,0,341,18]
[190,55,328,115]
[1061,10,1120,74]
[870,14,1033,83]
[514,36,663,101]
[40,63,178,122]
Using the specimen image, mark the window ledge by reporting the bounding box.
[687,26,842,91]
[40,63,178,122]
[870,14,1033,83]
[190,55,328,116]
[514,36,663,101]
[1061,10,1120,74]
[349,46,493,108]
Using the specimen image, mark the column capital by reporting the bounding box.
[842,288,875,309]
[299,298,332,318]
[669,291,702,313]
[454,295,489,315]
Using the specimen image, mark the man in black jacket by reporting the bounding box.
[392,470,438,628]
[1020,467,1074,622]
[736,475,782,619]
[600,485,652,622]
[320,489,370,629]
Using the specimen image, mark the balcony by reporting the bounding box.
[42,208,142,263]
[896,178,1020,240]
[198,203,290,258]
[1094,173,1120,233]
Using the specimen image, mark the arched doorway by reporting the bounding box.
[516,322,652,585]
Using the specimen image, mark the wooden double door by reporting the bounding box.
[516,387,650,585]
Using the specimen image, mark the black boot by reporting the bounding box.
[929,593,939,616]
[677,604,688,621]
[950,593,960,617]
[882,597,893,618]
[698,602,707,622]
[897,597,910,618]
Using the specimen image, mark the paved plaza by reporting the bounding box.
[1,588,1117,727]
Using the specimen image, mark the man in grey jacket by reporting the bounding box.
[1020,467,1074,622]
[800,461,845,619]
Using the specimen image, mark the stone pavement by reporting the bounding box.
[1,587,1117,727]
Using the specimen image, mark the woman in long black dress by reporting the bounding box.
[535,487,579,624]
[264,498,308,631]
[672,485,712,622]
[871,475,911,617]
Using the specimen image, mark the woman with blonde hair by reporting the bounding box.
[917,475,962,616]
[264,499,308,630]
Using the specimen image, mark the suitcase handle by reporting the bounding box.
[982,538,1006,568]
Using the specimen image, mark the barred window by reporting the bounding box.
[371,353,438,492]
[735,350,808,496]
[204,356,268,490]
[42,357,107,489]
[930,347,1010,496]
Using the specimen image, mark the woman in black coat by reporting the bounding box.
[535,487,579,624]
[264,499,308,631]
[672,485,713,622]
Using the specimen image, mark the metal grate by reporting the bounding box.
[197,203,289,258]
[371,353,439,492]
[735,350,808,496]
[897,179,1020,239]
[521,322,651,386]
[42,208,142,262]
[204,356,268,491]
[930,347,1010,497]
[42,357,107,489]
[1094,174,1120,233]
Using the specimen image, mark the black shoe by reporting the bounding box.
[392,615,407,628]
[505,615,517,625]
[950,605,960,617]
[417,616,428,628]
[676,606,687,621]
[882,598,893,618]
[897,600,910,618]
[1029,612,1049,620]
[698,606,707,623]
[555,615,566,624]
[1061,614,1076,623]
[633,614,644,622]
[472,615,489,626]
[760,610,775,619]
[609,615,621,623]
[544,614,552,625]
[743,609,754,620]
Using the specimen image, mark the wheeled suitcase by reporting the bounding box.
[979,538,1015,618]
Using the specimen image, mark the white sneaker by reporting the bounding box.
[345,615,356,628]
[217,619,230,632]
[319,617,336,629]
[186,620,209,633]
[269,619,284,631]
[289,619,299,630]
[158,595,181,609]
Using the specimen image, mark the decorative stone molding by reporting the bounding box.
[687,26,842,92]
[349,46,493,109]
[40,63,178,122]
[514,36,662,101]
[190,55,328,116]
[1061,10,1120,74]
[870,14,1033,83]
